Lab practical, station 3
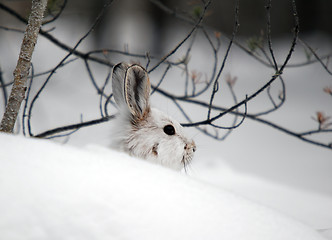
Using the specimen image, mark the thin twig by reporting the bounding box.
[27,0,114,136]
[207,0,240,120]
[43,0,68,25]
[151,64,172,95]
[0,67,8,109]
[299,38,332,76]
[148,0,211,73]
[35,115,115,138]
[22,63,34,136]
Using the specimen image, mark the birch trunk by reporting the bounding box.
[0,0,48,133]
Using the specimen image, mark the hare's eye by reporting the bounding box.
[163,125,175,136]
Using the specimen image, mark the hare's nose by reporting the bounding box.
[184,141,196,152]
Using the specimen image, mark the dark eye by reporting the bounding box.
[163,124,175,135]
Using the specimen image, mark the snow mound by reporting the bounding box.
[192,158,332,229]
[0,134,326,240]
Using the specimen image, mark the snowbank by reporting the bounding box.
[0,134,326,240]
[193,158,332,229]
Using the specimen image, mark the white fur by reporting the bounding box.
[110,62,196,171]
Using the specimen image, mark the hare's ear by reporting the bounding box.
[124,64,151,119]
[112,62,151,119]
[112,62,130,109]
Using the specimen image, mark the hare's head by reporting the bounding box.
[111,62,196,171]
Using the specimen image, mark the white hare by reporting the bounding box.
[111,62,196,171]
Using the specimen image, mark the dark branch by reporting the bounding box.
[35,115,115,138]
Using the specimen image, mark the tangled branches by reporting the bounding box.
[0,0,331,150]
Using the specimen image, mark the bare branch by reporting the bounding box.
[0,0,48,133]
[0,67,8,109]
[35,115,115,138]
[43,0,68,25]
[207,0,239,120]
[148,0,211,73]
[1,0,329,152]
[299,38,332,76]
[27,0,114,136]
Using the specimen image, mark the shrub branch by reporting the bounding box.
[0,0,47,133]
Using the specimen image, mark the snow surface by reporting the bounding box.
[0,6,332,239]
[0,133,327,240]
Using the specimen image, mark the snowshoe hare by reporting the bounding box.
[111,62,196,171]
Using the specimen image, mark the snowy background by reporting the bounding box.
[0,0,332,238]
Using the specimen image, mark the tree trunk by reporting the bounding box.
[0,0,48,133]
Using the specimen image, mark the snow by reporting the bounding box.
[192,158,332,229]
[0,133,327,240]
[1,5,332,239]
